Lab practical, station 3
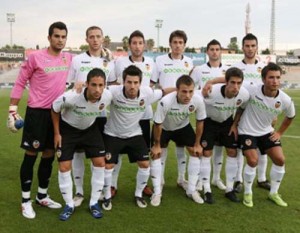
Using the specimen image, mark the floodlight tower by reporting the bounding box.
[270,0,276,54]
[155,19,163,52]
[245,3,251,34]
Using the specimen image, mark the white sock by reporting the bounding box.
[160,148,168,186]
[135,167,150,198]
[176,146,186,182]
[270,164,285,194]
[104,168,113,199]
[257,152,268,182]
[212,146,223,182]
[187,156,200,194]
[72,152,85,195]
[225,156,238,192]
[58,170,74,207]
[236,149,244,183]
[90,166,105,206]
[150,159,162,195]
[201,156,212,193]
[243,164,256,194]
[111,154,123,189]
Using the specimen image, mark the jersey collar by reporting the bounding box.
[207,62,222,68]
[242,59,258,65]
[129,55,145,63]
[168,53,184,60]
[261,85,279,98]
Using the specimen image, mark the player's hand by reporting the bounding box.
[269,131,281,142]
[150,145,161,160]
[7,105,23,133]
[74,81,85,93]
[229,124,238,141]
[54,133,62,149]
[193,143,203,157]
[201,83,212,97]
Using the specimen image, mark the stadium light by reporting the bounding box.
[155,19,163,52]
[7,13,15,48]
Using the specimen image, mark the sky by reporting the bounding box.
[1,0,299,51]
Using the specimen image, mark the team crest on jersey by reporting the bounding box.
[275,101,281,108]
[99,103,105,111]
[32,140,40,149]
[62,56,67,64]
[146,64,150,71]
[236,99,242,106]
[139,99,145,107]
[257,67,262,73]
[188,105,195,113]
[245,139,252,146]
[184,61,189,68]
[201,140,208,148]
[103,60,108,68]
[105,152,112,161]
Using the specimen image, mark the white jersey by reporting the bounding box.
[233,60,265,86]
[114,56,157,119]
[154,92,206,131]
[104,85,163,138]
[67,52,116,83]
[190,63,229,89]
[204,84,249,123]
[52,88,112,130]
[238,83,295,136]
[152,54,193,88]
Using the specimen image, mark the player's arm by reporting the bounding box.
[202,77,226,97]
[270,116,294,142]
[229,107,244,141]
[151,122,163,159]
[194,120,204,157]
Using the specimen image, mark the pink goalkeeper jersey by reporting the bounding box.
[11,48,72,109]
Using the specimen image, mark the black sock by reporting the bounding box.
[37,156,54,199]
[20,153,37,203]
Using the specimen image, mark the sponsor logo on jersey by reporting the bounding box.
[81,61,91,64]
[105,152,112,161]
[245,139,252,146]
[202,71,210,74]
[75,105,86,109]
[188,105,195,112]
[236,99,242,106]
[201,140,208,148]
[44,66,69,73]
[99,103,105,111]
[275,101,281,108]
[139,99,145,107]
[164,63,173,66]
[249,98,281,114]
[33,140,40,149]
[171,108,180,111]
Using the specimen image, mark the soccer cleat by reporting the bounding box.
[212,179,226,190]
[90,203,103,218]
[150,194,162,207]
[186,191,204,204]
[102,198,112,211]
[111,186,117,198]
[243,193,253,207]
[196,180,203,191]
[268,193,288,207]
[73,193,84,207]
[257,180,271,191]
[21,201,36,219]
[225,191,240,202]
[143,185,153,197]
[234,181,243,193]
[36,195,62,209]
[204,192,214,204]
[177,179,188,191]
[59,205,74,221]
[135,196,147,208]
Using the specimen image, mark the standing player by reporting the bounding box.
[190,39,229,191]
[200,67,249,204]
[52,68,112,220]
[151,75,206,205]
[232,63,295,207]
[67,26,116,207]
[232,33,269,192]
[7,22,72,219]
[151,30,193,190]
[111,30,156,197]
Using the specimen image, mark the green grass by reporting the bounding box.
[0,89,299,233]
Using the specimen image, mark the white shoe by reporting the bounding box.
[36,195,62,209]
[73,193,84,207]
[196,180,203,191]
[135,196,147,208]
[186,191,204,204]
[150,194,162,207]
[21,201,36,219]
[212,179,226,190]
[177,179,188,191]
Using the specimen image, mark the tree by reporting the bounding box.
[79,44,89,51]
[287,50,294,56]
[185,47,196,53]
[227,41,240,53]
[1,44,25,50]
[261,48,271,54]
[103,35,111,48]
[122,36,129,51]
[146,39,155,52]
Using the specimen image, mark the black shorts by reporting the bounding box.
[200,117,237,151]
[239,133,282,155]
[160,124,196,148]
[140,119,150,149]
[103,134,149,164]
[57,120,105,162]
[96,117,107,135]
[21,107,54,152]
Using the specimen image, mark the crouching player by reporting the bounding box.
[51,68,112,220]
[151,75,206,205]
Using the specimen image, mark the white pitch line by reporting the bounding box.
[282,135,300,139]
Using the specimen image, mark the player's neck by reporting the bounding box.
[170,52,183,60]
[89,49,101,57]
[130,55,143,62]
[208,60,221,67]
[243,57,256,64]
[263,86,278,98]
[47,47,62,56]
